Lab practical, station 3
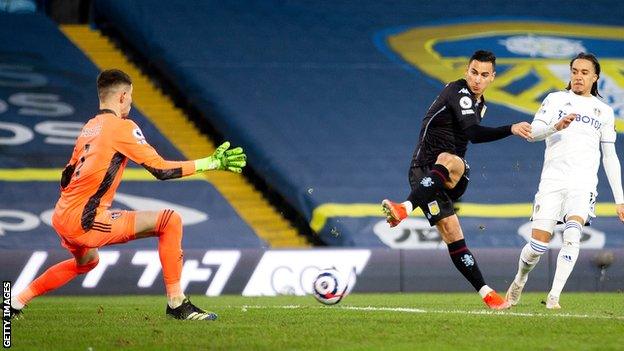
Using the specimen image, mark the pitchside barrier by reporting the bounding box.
[0,180,266,249]
[2,248,622,295]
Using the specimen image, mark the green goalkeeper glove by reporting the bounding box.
[194,141,247,173]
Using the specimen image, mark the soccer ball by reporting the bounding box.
[312,268,349,305]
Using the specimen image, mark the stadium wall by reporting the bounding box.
[3,248,622,295]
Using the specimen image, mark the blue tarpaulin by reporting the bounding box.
[0,12,265,249]
[91,1,624,247]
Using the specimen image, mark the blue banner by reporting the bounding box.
[0,180,266,249]
[0,12,183,168]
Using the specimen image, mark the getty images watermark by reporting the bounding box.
[2,281,11,348]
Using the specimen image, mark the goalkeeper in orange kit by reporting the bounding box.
[10,69,246,321]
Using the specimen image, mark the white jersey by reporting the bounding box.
[534,90,616,193]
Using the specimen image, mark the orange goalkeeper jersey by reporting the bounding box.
[52,111,195,236]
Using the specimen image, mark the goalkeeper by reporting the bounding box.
[10,69,245,321]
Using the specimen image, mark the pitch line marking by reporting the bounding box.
[233,305,624,320]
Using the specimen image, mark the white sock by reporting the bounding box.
[478,285,493,298]
[514,238,548,286]
[401,201,413,214]
[167,294,186,309]
[549,221,582,298]
[11,298,24,310]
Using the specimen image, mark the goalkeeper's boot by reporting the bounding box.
[545,294,561,309]
[381,199,407,227]
[483,291,511,310]
[10,306,23,320]
[166,298,218,321]
[505,280,524,306]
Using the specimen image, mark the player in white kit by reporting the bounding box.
[506,53,624,309]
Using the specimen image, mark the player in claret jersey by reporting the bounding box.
[506,53,624,309]
[381,50,532,310]
[10,69,246,321]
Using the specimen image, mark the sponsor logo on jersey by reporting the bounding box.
[557,110,602,129]
[458,88,470,95]
[420,177,434,187]
[377,20,624,133]
[461,109,474,115]
[80,125,101,138]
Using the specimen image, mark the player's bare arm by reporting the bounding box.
[528,113,576,142]
[511,121,532,139]
[554,113,576,131]
[616,204,624,222]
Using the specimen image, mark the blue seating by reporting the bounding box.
[91,1,624,247]
[0,12,266,249]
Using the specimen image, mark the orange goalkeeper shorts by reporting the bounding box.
[53,209,137,257]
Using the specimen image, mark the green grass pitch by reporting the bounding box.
[9,293,624,350]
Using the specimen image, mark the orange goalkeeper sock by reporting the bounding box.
[155,209,185,300]
[15,257,99,308]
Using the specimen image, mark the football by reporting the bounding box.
[312,268,349,305]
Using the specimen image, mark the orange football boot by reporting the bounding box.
[483,291,511,310]
[381,199,408,227]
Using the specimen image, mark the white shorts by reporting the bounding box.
[531,188,596,226]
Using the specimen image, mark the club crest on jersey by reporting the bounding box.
[427,200,440,216]
[594,107,601,117]
[376,20,624,134]
[110,211,122,220]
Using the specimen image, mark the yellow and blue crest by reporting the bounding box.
[375,20,624,132]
